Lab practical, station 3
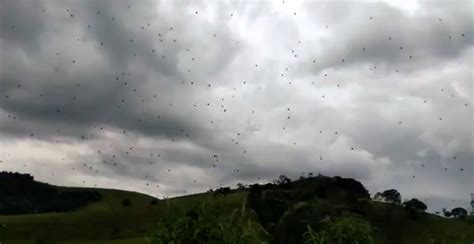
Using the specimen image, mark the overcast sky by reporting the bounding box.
[0,0,472,212]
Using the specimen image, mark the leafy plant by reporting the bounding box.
[151,199,268,244]
[302,225,327,244]
[303,216,375,244]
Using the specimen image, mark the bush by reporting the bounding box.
[273,201,328,244]
[303,216,375,244]
[151,201,268,243]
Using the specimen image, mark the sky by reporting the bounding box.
[0,0,472,213]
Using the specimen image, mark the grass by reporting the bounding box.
[0,187,247,243]
[366,201,474,244]
[0,187,157,241]
[0,184,472,243]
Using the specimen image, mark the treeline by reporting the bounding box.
[245,174,373,243]
[0,171,102,215]
[207,174,471,243]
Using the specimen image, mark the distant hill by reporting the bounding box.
[0,171,161,241]
[0,172,472,243]
[0,171,103,215]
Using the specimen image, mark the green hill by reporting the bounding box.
[0,172,246,243]
[0,172,472,243]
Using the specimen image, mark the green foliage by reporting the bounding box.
[272,201,326,243]
[327,216,374,244]
[303,216,375,244]
[374,189,401,205]
[302,225,327,244]
[0,188,162,240]
[151,200,268,244]
[1,175,473,243]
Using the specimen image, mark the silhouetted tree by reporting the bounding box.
[374,189,401,205]
[236,183,246,189]
[249,183,262,194]
[333,176,370,199]
[403,198,427,219]
[274,175,291,185]
[214,187,231,196]
[403,198,427,212]
[442,208,452,218]
[451,207,468,219]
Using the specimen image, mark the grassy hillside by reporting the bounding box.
[0,183,246,243]
[0,173,473,243]
[0,187,159,241]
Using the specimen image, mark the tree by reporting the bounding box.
[403,198,427,212]
[214,187,231,196]
[333,176,370,199]
[374,189,401,205]
[274,175,291,185]
[236,183,246,189]
[403,198,427,220]
[451,207,468,219]
[442,208,452,218]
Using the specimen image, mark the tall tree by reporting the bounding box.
[374,189,401,205]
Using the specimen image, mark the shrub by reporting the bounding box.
[151,201,268,243]
[302,216,375,244]
[303,225,327,244]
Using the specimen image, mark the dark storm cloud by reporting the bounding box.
[0,0,46,51]
[0,0,241,143]
[0,0,472,211]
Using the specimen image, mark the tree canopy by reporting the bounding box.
[374,189,401,205]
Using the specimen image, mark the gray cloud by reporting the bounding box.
[0,0,472,212]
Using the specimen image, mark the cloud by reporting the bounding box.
[0,0,472,211]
